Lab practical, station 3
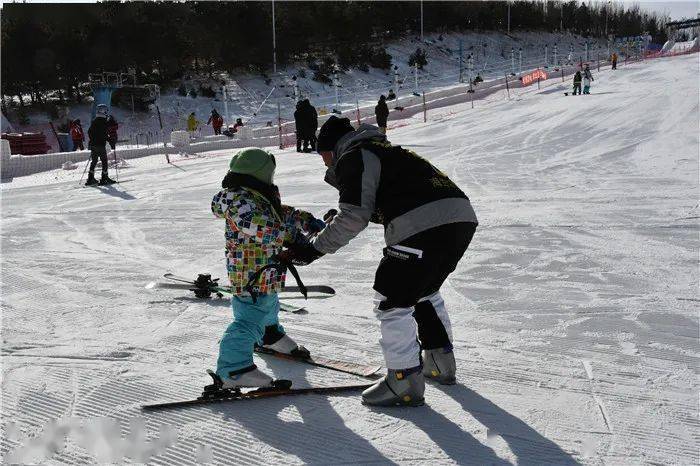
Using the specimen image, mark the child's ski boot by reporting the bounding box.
[220,365,274,389]
[262,326,310,358]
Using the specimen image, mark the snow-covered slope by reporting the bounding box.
[1,54,698,465]
[7,31,605,152]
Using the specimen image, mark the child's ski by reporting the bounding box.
[142,370,371,411]
[254,346,382,378]
[162,273,335,296]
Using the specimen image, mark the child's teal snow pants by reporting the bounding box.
[216,294,284,378]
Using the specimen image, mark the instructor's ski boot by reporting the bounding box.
[99,175,116,185]
[221,365,274,389]
[262,327,310,358]
[423,346,457,385]
[362,366,425,407]
[85,174,98,186]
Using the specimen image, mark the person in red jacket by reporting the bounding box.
[207,109,224,135]
[106,115,118,150]
[70,119,85,151]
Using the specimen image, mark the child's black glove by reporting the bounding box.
[279,243,324,266]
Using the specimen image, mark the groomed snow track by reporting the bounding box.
[1,53,698,465]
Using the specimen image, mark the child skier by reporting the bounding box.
[582,64,594,94]
[211,148,325,388]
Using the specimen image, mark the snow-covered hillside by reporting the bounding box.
[6,31,606,151]
[1,53,697,465]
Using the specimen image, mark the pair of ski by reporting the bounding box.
[142,274,380,411]
[142,348,381,411]
[150,273,335,313]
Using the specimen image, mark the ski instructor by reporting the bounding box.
[282,116,478,406]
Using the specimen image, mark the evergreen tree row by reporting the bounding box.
[1,1,668,106]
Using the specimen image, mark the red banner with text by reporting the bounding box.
[522,69,548,86]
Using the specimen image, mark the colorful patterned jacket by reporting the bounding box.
[212,186,318,296]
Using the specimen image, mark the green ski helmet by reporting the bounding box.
[228,148,276,185]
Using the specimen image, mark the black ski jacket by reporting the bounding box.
[88,116,108,147]
[313,125,477,254]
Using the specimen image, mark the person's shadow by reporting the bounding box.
[208,357,395,465]
[437,384,580,465]
[93,184,137,200]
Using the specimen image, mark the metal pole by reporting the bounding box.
[537,68,541,89]
[420,0,424,42]
[333,69,340,110]
[511,48,515,75]
[272,0,277,74]
[156,104,169,164]
[545,45,548,67]
[585,42,589,61]
[422,92,427,122]
[553,44,558,67]
[223,86,229,124]
[507,1,511,34]
[356,99,361,126]
[561,67,564,82]
[504,74,510,99]
[277,100,283,149]
[394,67,399,93]
[519,48,522,76]
[459,39,463,83]
[414,62,419,93]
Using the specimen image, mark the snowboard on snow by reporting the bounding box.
[141,370,372,411]
[254,345,382,378]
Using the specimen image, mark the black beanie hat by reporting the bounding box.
[317,116,354,152]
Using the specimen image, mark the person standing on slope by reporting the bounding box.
[106,115,118,151]
[86,105,115,186]
[375,95,389,134]
[572,70,583,96]
[304,99,318,152]
[211,148,326,388]
[282,116,478,406]
[207,109,224,135]
[70,119,85,151]
[582,64,594,94]
[187,112,200,138]
[294,101,307,152]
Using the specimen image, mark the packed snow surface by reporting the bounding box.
[2,54,698,465]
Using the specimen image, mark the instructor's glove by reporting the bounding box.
[323,208,338,223]
[307,218,326,234]
[279,243,324,266]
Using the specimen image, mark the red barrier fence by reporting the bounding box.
[1,132,51,155]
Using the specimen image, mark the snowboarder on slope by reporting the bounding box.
[86,105,115,186]
[582,64,594,94]
[282,117,478,406]
[211,149,326,388]
[375,95,389,134]
[572,70,583,96]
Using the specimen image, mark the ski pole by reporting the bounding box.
[78,155,90,186]
[113,145,119,183]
